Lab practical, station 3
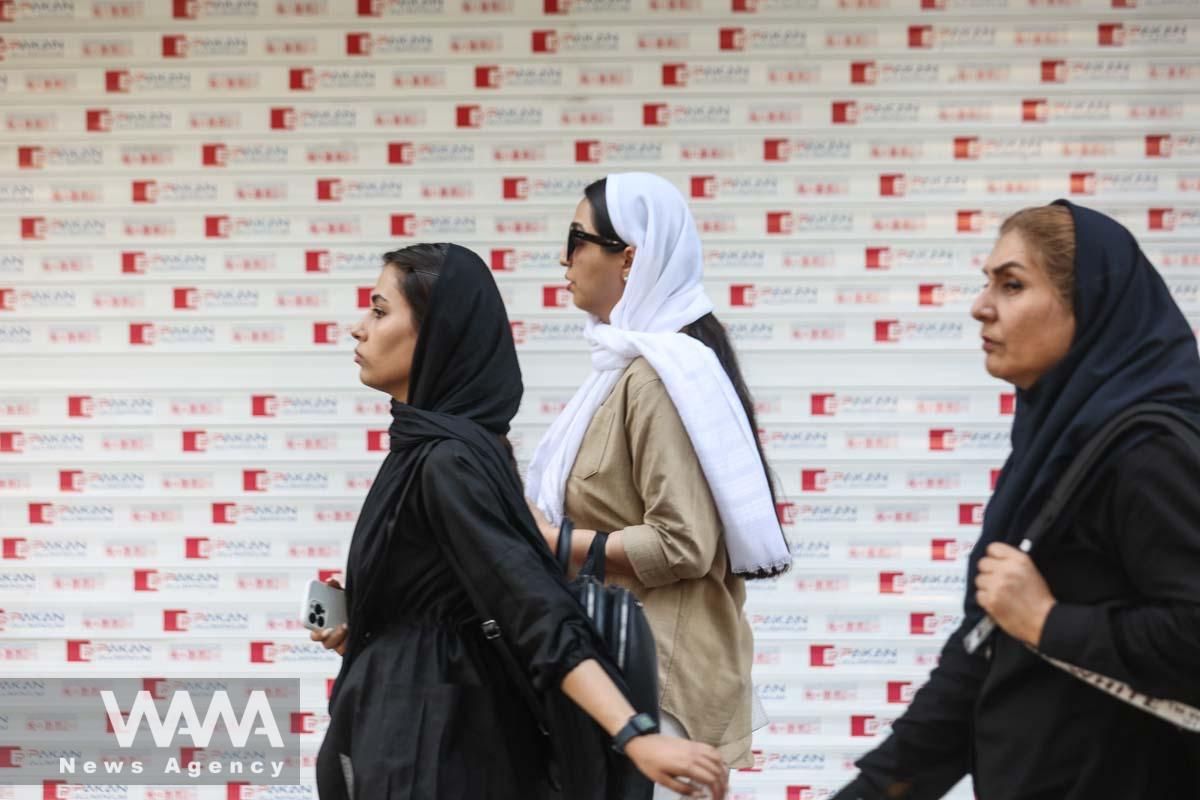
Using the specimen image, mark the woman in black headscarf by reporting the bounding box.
[310,243,728,800]
[833,202,1200,799]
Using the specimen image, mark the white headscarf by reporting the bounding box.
[525,172,792,577]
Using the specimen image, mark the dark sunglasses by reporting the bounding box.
[566,227,626,261]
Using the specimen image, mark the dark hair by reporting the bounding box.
[584,179,788,578]
[382,243,519,475]
[999,205,1076,310]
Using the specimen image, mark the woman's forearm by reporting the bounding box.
[559,658,637,736]
[566,527,635,577]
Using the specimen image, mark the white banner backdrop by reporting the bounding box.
[1,0,1199,797]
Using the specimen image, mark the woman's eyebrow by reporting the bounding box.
[370,294,389,305]
[982,261,1026,277]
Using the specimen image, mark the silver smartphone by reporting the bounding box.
[301,579,347,632]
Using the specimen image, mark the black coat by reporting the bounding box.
[851,432,1200,799]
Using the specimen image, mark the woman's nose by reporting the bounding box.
[971,291,992,322]
[350,319,365,340]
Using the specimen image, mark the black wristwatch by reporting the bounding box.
[611,712,659,754]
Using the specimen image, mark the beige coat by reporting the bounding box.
[564,357,755,768]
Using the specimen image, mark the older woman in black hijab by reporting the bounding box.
[834,202,1200,799]
[310,243,728,799]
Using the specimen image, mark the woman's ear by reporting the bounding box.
[622,246,635,282]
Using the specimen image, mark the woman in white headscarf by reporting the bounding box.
[526,173,792,788]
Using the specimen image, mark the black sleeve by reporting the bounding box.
[418,440,605,692]
[844,621,987,799]
[1038,434,1200,701]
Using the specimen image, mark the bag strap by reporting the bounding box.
[555,516,610,582]
[962,403,1200,732]
[556,517,574,575]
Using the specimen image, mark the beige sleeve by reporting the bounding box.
[617,376,724,588]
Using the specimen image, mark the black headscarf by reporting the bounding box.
[340,242,532,660]
[966,200,1200,619]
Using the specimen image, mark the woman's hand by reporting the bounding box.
[625,735,728,799]
[308,577,348,656]
[975,542,1057,647]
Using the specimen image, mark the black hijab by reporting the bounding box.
[966,200,1200,619]
[339,243,534,661]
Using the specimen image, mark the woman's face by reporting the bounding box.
[560,197,635,323]
[971,231,1076,390]
[350,265,419,402]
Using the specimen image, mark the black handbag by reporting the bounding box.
[556,517,660,721]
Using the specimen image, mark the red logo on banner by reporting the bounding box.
[763,139,790,162]
[879,174,906,197]
[1,538,26,559]
[851,715,879,737]
[122,252,147,274]
[879,572,904,594]
[313,322,341,345]
[922,0,948,8]
[662,64,688,86]
[959,503,984,525]
[957,210,983,233]
[358,0,384,14]
[490,249,516,271]
[851,61,876,85]
[991,469,1002,490]
[954,137,980,160]
[0,288,13,312]
[730,284,756,307]
[1041,60,1066,83]
[291,712,317,734]
[911,613,937,634]
[691,176,717,199]
[243,470,268,492]
[766,212,793,235]
[163,610,189,632]
[67,396,93,418]
[542,286,570,308]
[29,503,54,525]
[317,568,344,584]
[544,0,570,12]
[1145,134,1172,158]
[1070,172,1096,195]
[810,645,836,667]
[811,394,836,416]
[367,430,389,451]
[456,105,482,128]
[357,287,373,308]
[316,179,343,201]
[831,101,857,125]
[719,28,745,51]
[186,537,211,557]
[250,642,275,663]
[874,320,900,343]
[391,214,416,236]
[575,140,601,163]
[162,35,188,58]
[202,143,228,166]
[87,109,113,132]
[1149,208,1175,231]
[919,284,944,306]
[1022,99,1048,123]
[305,250,330,274]
[18,146,44,169]
[346,33,372,56]
[931,539,958,561]
[801,469,827,492]
[134,569,159,591]
[0,0,14,21]
[59,470,84,492]
[270,107,296,130]
[865,247,891,270]
[181,431,208,452]
[212,503,238,525]
[251,395,277,417]
[643,103,669,127]
[21,217,46,240]
[205,216,231,238]
[503,177,530,200]
[174,0,199,17]
[1098,23,1124,46]
[290,68,315,91]
[105,70,130,93]
[775,502,797,525]
[132,180,158,203]
[532,30,558,53]
[0,432,23,453]
[388,142,414,165]
[887,681,914,703]
[67,640,92,662]
[929,429,955,451]
[475,66,501,89]
[129,323,156,345]
[908,25,933,48]
[1000,393,1016,415]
